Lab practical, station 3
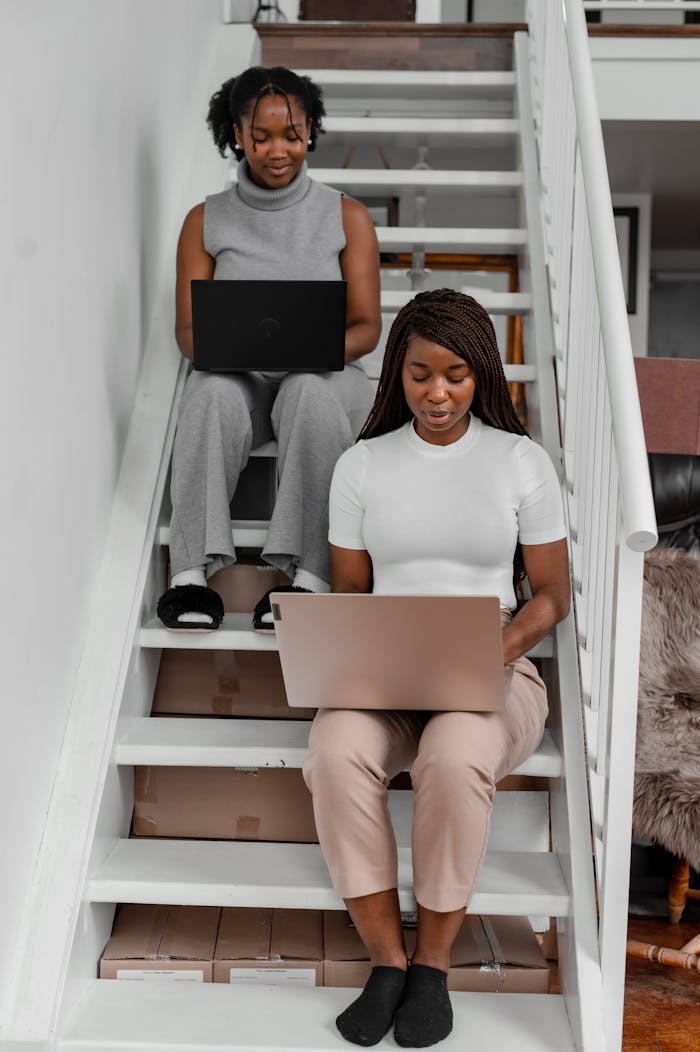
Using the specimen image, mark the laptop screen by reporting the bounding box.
[191,279,347,373]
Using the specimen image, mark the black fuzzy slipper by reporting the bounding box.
[156,585,224,632]
[251,584,311,633]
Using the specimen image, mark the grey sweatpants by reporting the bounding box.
[168,365,373,582]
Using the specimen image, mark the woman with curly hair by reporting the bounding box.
[303,289,570,1047]
[157,66,380,631]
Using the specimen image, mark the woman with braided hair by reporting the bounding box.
[156,66,379,631]
[303,289,570,1047]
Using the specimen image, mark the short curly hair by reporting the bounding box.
[207,66,325,160]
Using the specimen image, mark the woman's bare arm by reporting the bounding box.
[330,543,373,594]
[175,203,215,359]
[340,197,382,364]
[502,539,571,664]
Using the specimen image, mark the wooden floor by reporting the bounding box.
[622,908,700,1051]
[549,898,699,1049]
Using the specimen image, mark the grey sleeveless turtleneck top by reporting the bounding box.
[203,159,345,281]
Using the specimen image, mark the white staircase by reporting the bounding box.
[0,10,657,1052]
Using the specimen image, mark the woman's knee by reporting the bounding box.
[411,746,496,804]
[184,372,254,424]
[279,372,328,399]
[277,372,346,423]
[302,713,391,796]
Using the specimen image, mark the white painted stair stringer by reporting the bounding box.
[514,34,605,1052]
[0,328,186,1045]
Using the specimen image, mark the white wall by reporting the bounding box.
[0,0,224,1023]
[591,38,700,120]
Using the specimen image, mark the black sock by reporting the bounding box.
[335,965,407,1047]
[394,963,453,1048]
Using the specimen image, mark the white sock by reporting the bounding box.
[292,569,331,594]
[171,568,207,588]
[260,569,330,624]
[170,567,212,625]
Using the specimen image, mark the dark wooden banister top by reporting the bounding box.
[256,22,527,38]
[256,21,700,39]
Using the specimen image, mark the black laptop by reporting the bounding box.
[191,279,346,373]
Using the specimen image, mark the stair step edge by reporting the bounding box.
[138,614,554,659]
[59,980,576,1052]
[115,722,562,777]
[323,116,519,131]
[88,841,570,917]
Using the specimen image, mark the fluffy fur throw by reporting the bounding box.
[633,548,700,869]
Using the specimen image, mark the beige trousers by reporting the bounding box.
[302,645,548,913]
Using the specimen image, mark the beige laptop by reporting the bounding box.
[272,594,511,712]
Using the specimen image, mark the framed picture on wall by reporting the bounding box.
[613,206,639,314]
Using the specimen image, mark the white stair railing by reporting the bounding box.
[527,2,658,1051]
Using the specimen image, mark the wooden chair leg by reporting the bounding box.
[680,932,700,955]
[668,856,690,924]
[627,939,700,972]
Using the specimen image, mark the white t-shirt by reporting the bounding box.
[329,414,566,610]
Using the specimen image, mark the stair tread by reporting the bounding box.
[89,840,569,915]
[381,290,531,314]
[299,69,517,91]
[324,116,518,134]
[376,226,527,250]
[141,613,278,651]
[60,980,575,1052]
[306,168,523,191]
[116,721,562,777]
[139,614,554,658]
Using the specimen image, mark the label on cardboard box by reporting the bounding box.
[115,968,204,982]
[228,967,316,986]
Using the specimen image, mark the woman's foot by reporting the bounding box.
[252,570,330,631]
[336,965,407,1047]
[394,964,453,1048]
[157,569,224,631]
[252,583,312,632]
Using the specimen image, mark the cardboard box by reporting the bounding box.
[323,912,549,993]
[99,904,220,981]
[155,561,312,719]
[151,649,315,719]
[206,561,290,614]
[535,921,558,961]
[133,766,318,842]
[214,908,324,986]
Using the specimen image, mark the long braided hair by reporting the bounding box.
[360,288,527,440]
[207,66,325,160]
[359,288,529,590]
